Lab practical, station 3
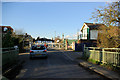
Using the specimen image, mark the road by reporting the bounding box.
[16,49,106,79]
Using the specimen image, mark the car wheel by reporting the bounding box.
[30,56,33,60]
[45,56,48,59]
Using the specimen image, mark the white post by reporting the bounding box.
[29,42,31,47]
[59,44,60,49]
[52,43,53,48]
[72,42,75,51]
[102,48,105,64]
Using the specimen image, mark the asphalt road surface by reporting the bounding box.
[16,49,107,79]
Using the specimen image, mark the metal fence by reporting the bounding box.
[1,47,19,70]
[84,47,120,67]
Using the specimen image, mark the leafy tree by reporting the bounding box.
[2,31,14,48]
[2,28,28,53]
[91,2,120,48]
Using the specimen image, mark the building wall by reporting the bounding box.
[82,24,88,39]
[66,39,78,45]
[90,30,98,40]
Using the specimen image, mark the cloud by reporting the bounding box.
[65,34,78,39]
[73,34,77,37]
[65,35,71,38]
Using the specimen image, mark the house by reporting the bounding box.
[24,33,33,48]
[0,26,13,35]
[34,38,54,44]
[17,33,33,49]
[79,22,106,43]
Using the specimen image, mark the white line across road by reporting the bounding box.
[59,50,74,61]
[16,49,106,79]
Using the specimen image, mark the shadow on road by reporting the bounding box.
[14,49,106,79]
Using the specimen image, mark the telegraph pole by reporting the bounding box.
[54,31,56,39]
[77,29,79,40]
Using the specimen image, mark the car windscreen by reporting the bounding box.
[31,45,45,50]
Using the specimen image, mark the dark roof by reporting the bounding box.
[0,26,13,30]
[85,23,106,30]
[36,38,54,41]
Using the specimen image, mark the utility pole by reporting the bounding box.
[77,29,79,40]
[54,31,56,39]
[62,33,64,41]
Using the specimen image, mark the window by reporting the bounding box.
[32,45,45,50]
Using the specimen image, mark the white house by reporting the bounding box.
[79,22,106,42]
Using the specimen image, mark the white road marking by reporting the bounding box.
[59,50,74,61]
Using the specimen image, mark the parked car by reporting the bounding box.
[30,45,47,59]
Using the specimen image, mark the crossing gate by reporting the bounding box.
[32,43,65,49]
[47,43,65,49]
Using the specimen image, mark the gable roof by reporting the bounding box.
[85,23,105,30]
[0,26,13,30]
[81,22,106,32]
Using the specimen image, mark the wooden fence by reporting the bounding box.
[84,47,120,67]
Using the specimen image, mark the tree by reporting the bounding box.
[14,28,25,35]
[2,31,14,48]
[91,2,120,27]
[91,2,120,48]
[33,38,36,42]
[36,37,40,41]
[97,26,120,48]
[54,36,62,43]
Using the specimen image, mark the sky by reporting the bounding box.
[2,2,107,39]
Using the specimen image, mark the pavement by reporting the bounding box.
[61,50,120,80]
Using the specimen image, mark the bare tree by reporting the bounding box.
[91,2,120,27]
[97,26,120,48]
[91,2,120,48]
[14,28,25,35]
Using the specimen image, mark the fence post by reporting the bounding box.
[86,47,89,58]
[83,44,86,57]
[52,44,53,48]
[93,48,95,60]
[102,48,105,64]
[117,48,120,66]
[115,49,118,66]
[65,40,68,50]
[59,44,60,49]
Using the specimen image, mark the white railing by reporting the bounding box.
[47,43,65,49]
[32,43,65,49]
[84,47,120,67]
